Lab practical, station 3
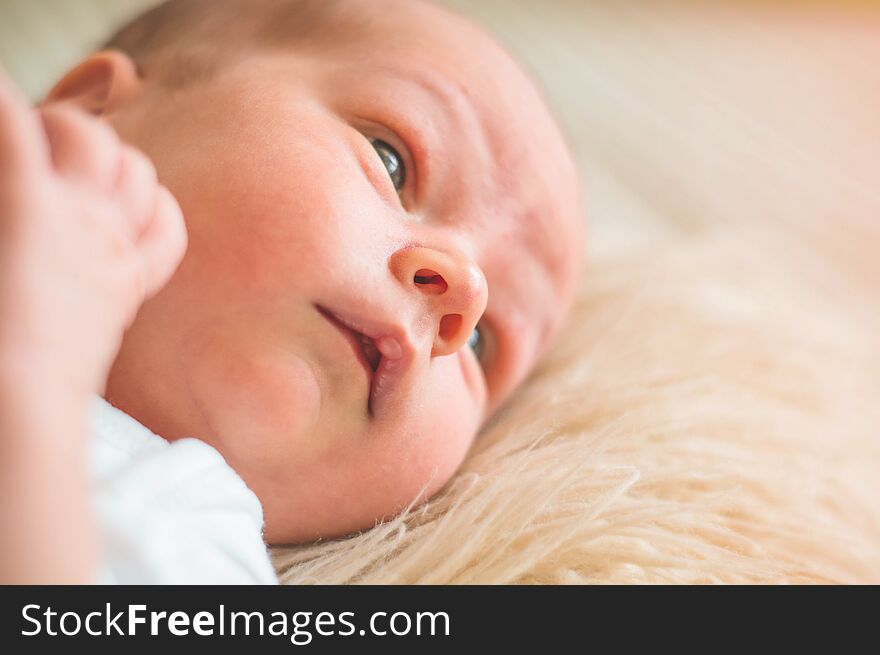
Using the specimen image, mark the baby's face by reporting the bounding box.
[104,0,582,543]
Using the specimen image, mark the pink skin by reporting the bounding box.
[53,1,583,543]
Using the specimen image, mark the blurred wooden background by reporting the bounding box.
[2,0,879,268]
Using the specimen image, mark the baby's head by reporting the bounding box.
[50,0,583,543]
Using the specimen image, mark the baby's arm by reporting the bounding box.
[0,69,186,583]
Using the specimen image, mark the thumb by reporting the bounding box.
[136,185,188,299]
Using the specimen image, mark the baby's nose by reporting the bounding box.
[389,245,488,357]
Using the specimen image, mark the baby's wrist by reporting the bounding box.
[0,345,92,435]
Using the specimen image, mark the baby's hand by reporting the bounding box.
[0,68,187,400]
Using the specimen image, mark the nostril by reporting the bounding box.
[438,314,462,342]
[414,268,448,294]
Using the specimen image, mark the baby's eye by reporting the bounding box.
[370,138,406,193]
[467,323,485,361]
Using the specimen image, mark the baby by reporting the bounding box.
[0,0,582,582]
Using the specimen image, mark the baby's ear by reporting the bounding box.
[44,50,141,115]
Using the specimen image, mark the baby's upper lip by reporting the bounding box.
[315,304,416,416]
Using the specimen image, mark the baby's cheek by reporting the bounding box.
[183,320,321,476]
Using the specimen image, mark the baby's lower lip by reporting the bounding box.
[368,354,399,417]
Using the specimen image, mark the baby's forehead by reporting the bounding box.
[300,3,581,208]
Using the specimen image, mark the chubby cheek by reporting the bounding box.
[182,317,322,481]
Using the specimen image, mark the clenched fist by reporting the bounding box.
[0,67,186,401]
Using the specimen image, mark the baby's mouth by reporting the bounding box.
[315,304,409,417]
[317,306,381,378]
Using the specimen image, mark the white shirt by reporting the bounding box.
[89,397,277,584]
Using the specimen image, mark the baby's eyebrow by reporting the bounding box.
[382,64,491,177]
[406,68,474,130]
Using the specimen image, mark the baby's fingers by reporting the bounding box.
[39,103,121,192]
[136,185,187,299]
[114,144,159,240]
[0,67,48,181]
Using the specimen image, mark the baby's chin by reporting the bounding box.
[262,462,466,545]
[254,413,478,545]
